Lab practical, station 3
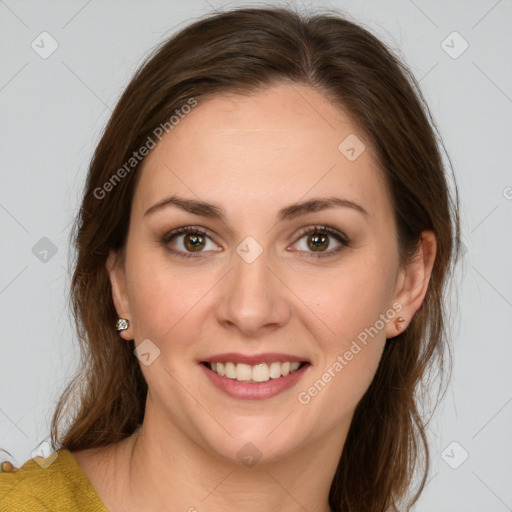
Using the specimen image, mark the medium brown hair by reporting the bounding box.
[50,6,460,511]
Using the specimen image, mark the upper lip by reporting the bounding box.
[201,353,309,365]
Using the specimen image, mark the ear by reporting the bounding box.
[106,249,133,340]
[386,230,437,339]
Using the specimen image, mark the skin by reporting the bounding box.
[72,83,436,512]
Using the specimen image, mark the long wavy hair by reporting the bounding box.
[49,6,460,511]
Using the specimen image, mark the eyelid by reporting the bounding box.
[161,225,213,243]
[292,225,349,245]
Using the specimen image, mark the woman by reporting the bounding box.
[0,6,460,512]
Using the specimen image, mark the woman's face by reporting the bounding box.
[109,83,412,464]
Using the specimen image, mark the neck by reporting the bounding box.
[110,409,345,512]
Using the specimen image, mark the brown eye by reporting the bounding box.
[291,226,349,258]
[307,233,329,252]
[183,233,205,252]
[162,226,220,259]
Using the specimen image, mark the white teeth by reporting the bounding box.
[269,362,281,379]
[208,361,304,382]
[252,363,270,382]
[225,362,236,379]
[236,363,252,381]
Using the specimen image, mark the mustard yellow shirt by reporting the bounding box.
[0,449,109,512]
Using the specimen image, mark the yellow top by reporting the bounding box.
[0,449,109,512]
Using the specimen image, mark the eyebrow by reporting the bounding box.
[144,195,368,221]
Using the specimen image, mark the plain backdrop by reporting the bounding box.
[1,1,511,510]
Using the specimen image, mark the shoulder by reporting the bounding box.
[0,449,108,512]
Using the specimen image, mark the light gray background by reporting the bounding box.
[1,1,511,510]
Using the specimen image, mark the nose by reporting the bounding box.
[214,245,291,337]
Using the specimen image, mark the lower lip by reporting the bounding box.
[200,363,310,400]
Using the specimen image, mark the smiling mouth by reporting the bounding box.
[202,361,309,383]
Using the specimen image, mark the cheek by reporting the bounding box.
[297,289,389,420]
[302,339,385,422]
[293,253,397,344]
[124,244,209,343]
[293,254,395,406]
[129,275,212,343]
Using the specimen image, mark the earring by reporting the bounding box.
[395,317,406,332]
[116,318,129,333]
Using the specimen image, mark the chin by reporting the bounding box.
[197,416,307,467]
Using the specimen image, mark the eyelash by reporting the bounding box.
[161,225,350,260]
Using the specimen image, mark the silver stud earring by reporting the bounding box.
[116,318,129,333]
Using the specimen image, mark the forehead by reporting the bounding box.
[133,83,389,220]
